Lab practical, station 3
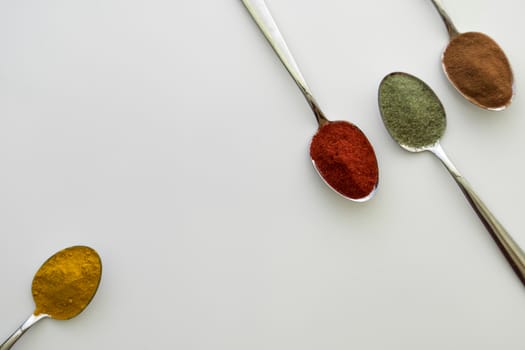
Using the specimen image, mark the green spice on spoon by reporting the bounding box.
[378,73,445,149]
[378,72,525,287]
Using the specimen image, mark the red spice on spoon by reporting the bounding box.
[242,0,379,201]
[310,121,378,200]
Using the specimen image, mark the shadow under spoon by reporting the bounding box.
[430,0,514,110]
[240,0,378,201]
[0,246,102,350]
[378,72,525,286]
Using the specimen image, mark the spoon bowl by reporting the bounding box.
[310,120,378,201]
[241,0,379,201]
[430,0,514,110]
[0,246,102,350]
[378,72,525,287]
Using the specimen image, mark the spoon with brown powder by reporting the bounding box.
[430,0,514,110]
[0,246,102,350]
[240,0,379,201]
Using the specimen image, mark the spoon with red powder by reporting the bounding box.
[430,0,514,110]
[240,0,379,201]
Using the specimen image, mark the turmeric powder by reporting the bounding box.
[31,246,102,320]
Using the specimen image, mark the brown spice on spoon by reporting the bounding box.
[443,32,513,109]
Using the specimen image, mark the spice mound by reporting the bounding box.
[443,32,513,109]
[32,246,102,320]
[310,121,378,200]
[378,72,446,150]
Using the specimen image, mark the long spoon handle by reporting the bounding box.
[240,0,328,126]
[0,314,47,350]
[431,143,525,287]
[429,0,459,39]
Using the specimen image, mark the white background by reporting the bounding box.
[1,0,525,349]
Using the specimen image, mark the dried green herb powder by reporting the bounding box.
[378,73,446,149]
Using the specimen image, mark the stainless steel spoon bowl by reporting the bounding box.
[0,246,102,350]
[241,0,379,201]
[430,0,514,110]
[378,72,525,287]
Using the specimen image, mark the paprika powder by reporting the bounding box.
[310,121,379,200]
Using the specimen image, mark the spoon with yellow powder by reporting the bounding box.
[430,0,514,110]
[0,246,102,350]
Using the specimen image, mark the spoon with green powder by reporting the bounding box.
[430,0,514,110]
[0,246,102,350]
[378,72,525,286]
[240,0,379,201]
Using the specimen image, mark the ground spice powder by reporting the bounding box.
[378,72,446,149]
[443,32,513,109]
[310,121,378,200]
[32,246,102,320]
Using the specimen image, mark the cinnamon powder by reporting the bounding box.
[443,32,513,109]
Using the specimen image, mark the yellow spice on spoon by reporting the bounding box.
[32,246,102,320]
[0,246,102,350]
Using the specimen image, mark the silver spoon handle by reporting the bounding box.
[430,0,459,38]
[240,0,328,126]
[431,143,525,287]
[0,314,47,350]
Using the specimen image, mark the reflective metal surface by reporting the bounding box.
[0,314,48,350]
[241,0,328,126]
[430,0,459,39]
[430,142,525,286]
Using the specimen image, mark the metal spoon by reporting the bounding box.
[240,0,379,201]
[430,0,514,110]
[378,72,525,287]
[0,246,102,350]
